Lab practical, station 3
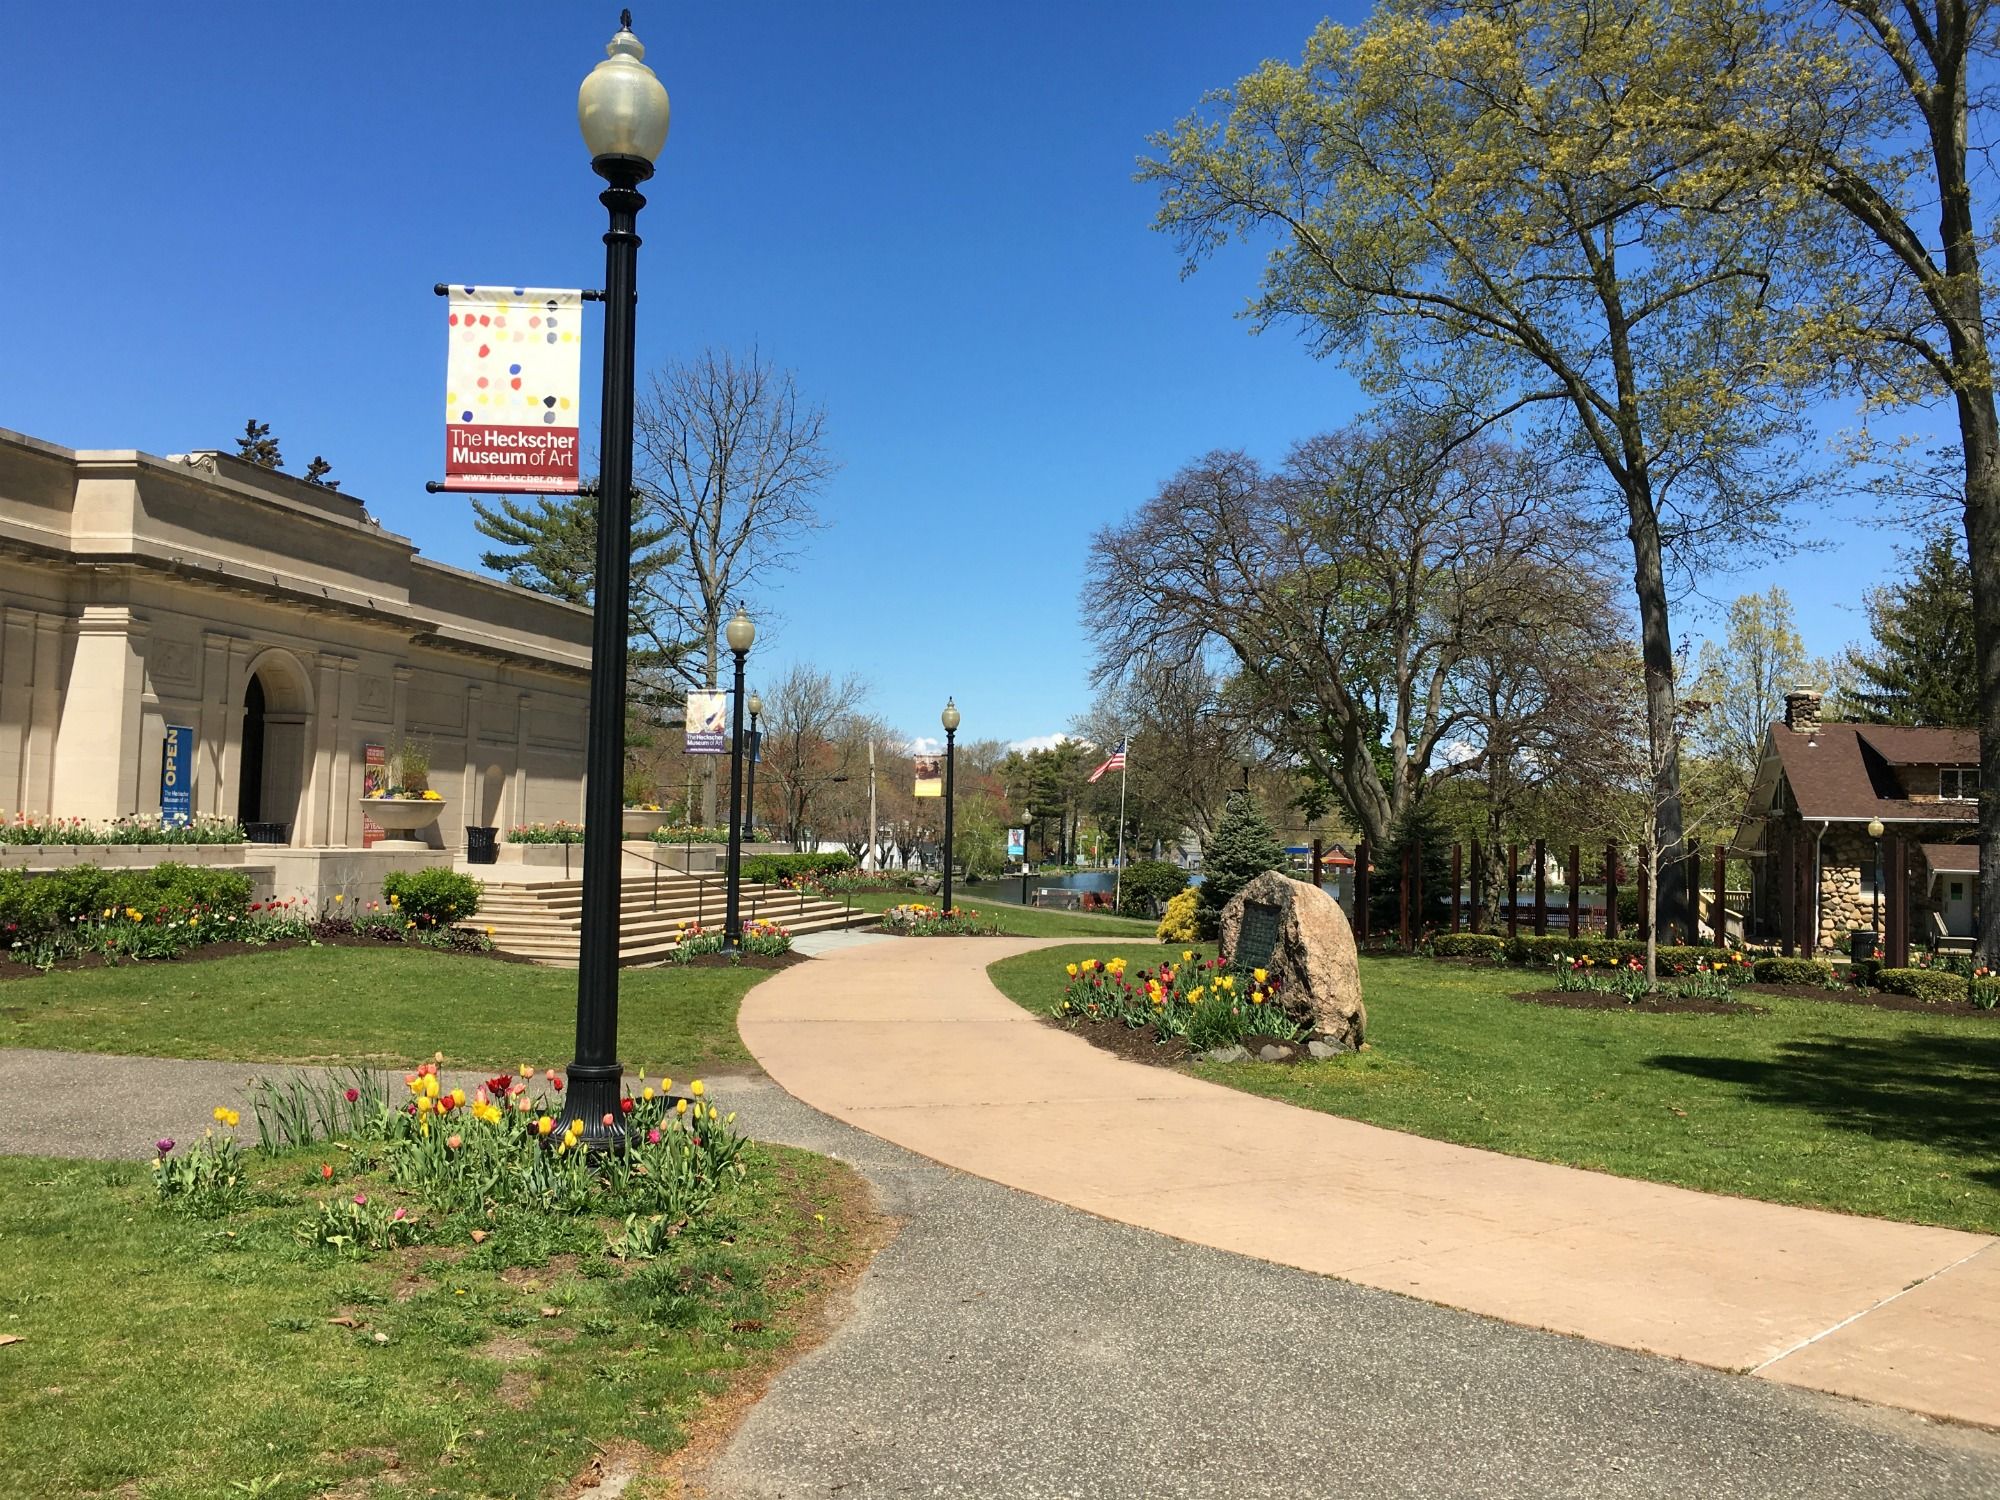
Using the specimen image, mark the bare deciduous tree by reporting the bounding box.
[633,346,836,821]
[758,664,869,852]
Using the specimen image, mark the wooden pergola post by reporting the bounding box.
[1604,842,1620,939]
[1533,838,1548,937]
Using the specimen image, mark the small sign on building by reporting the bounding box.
[160,725,194,826]
[361,741,387,848]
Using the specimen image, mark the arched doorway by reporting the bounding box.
[238,651,312,842]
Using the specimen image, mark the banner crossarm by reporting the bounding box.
[434,283,605,299]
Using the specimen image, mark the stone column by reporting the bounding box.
[514,692,533,827]
[197,633,234,819]
[461,683,484,822]
[0,607,41,814]
[51,606,147,820]
[333,658,358,847]
[305,653,347,846]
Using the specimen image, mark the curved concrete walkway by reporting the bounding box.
[738,936,2000,1430]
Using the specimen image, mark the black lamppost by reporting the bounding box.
[566,11,670,1145]
[743,691,763,843]
[1868,816,1886,954]
[940,698,960,912]
[723,607,756,949]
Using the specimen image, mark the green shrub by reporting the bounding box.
[1505,934,1740,971]
[0,862,252,938]
[741,852,855,885]
[1431,932,1506,960]
[1874,967,1970,1004]
[382,868,482,930]
[1751,956,1836,987]
[1156,886,1201,944]
[1119,860,1189,918]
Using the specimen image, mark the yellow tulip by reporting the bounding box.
[450,1087,465,1107]
[1253,968,1268,984]
[691,1080,705,1097]
[537,1115,554,1135]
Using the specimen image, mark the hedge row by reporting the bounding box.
[1874,967,1970,1004]
[1423,932,1740,967]
[1750,956,1836,987]
[741,851,856,886]
[0,863,253,938]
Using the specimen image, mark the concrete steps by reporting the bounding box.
[464,874,872,965]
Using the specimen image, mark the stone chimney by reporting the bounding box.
[1783,684,1822,734]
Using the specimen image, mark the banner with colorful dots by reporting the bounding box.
[442,286,582,493]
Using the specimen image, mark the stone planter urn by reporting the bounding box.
[621,807,671,837]
[360,796,446,847]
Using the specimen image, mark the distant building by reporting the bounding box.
[0,428,590,859]
[1733,686,1978,954]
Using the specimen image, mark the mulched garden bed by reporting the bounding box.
[1042,1015,1316,1068]
[669,950,808,971]
[1737,982,2000,1018]
[1511,989,1766,1016]
[0,933,540,980]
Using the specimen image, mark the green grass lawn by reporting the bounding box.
[989,945,2000,1235]
[0,1142,865,1499]
[842,888,1160,938]
[0,947,756,1071]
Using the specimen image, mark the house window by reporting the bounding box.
[1941,766,1980,801]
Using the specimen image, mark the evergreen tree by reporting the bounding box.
[302,455,339,490]
[1197,792,1285,918]
[1367,798,1453,936]
[235,419,282,470]
[1841,528,1978,727]
[472,490,693,759]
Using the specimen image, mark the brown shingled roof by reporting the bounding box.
[1922,842,1979,875]
[1768,723,1978,823]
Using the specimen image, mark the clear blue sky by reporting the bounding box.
[0,1,1913,747]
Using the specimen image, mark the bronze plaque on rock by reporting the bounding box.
[1236,899,1281,972]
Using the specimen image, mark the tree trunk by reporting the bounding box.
[1961,396,2000,965]
[1628,498,1689,940]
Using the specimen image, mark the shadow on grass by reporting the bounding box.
[1649,1032,2000,1187]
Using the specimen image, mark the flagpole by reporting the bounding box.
[1113,742,1128,913]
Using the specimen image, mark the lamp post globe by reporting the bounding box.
[578,12,671,167]
[744,692,764,842]
[940,698,959,913]
[564,11,669,1148]
[723,609,756,949]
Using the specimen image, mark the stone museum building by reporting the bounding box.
[0,427,591,854]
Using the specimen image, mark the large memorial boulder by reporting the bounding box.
[1217,870,1365,1048]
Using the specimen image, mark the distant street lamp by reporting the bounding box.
[1868,816,1886,949]
[567,9,671,1145]
[743,691,763,842]
[940,698,960,912]
[723,607,756,949]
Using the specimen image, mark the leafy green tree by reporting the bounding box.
[1691,588,1830,802]
[1141,0,1828,938]
[472,491,691,768]
[1367,798,1454,936]
[1197,793,1285,920]
[1840,528,1978,727]
[1760,0,2000,958]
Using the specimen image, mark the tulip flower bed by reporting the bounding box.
[1526,949,1759,1012]
[877,902,1002,936]
[1053,950,1308,1054]
[670,917,795,963]
[2,1060,874,1495]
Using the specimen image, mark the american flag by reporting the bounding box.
[1087,740,1127,784]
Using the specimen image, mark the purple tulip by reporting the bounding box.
[156,1139,175,1154]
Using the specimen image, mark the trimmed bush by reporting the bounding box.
[382,868,482,930]
[1751,956,1836,987]
[1874,967,1971,1004]
[1156,886,1200,944]
[1120,860,1189,918]
[1505,934,1737,970]
[741,851,855,886]
[0,863,252,937]
[1431,932,1505,960]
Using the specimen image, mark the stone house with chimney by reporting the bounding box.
[1733,687,1980,956]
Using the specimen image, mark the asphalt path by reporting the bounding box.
[4,1049,1997,1497]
